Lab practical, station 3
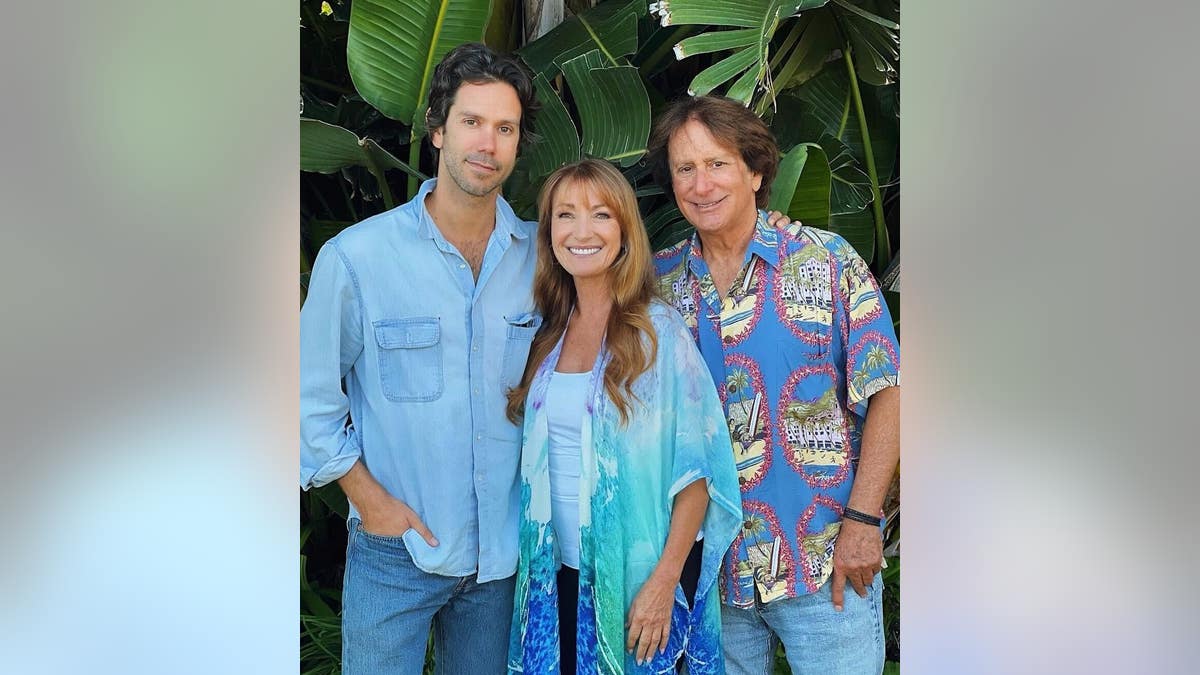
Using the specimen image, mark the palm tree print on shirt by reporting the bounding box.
[724,353,771,491]
[778,364,851,487]
[847,331,900,402]
[717,258,767,347]
[729,500,795,604]
[841,252,884,330]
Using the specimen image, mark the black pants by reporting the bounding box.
[557,539,703,673]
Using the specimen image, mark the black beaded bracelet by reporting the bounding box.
[842,507,882,527]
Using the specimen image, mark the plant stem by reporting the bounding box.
[361,140,396,210]
[408,139,421,199]
[338,175,358,223]
[843,45,890,269]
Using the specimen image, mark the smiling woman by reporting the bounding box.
[549,180,624,284]
[504,158,742,673]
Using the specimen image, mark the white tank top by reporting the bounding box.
[546,370,591,569]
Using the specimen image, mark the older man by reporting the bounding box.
[649,95,900,675]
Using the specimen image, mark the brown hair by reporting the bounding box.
[647,95,779,208]
[424,42,540,161]
[505,158,658,425]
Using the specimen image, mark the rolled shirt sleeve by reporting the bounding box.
[831,235,900,417]
[300,239,365,490]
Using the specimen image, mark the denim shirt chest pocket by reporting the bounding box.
[373,317,443,402]
[500,312,542,392]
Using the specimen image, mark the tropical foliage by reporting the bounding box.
[300,0,900,671]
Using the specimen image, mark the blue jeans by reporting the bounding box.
[720,573,884,675]
[341,518,515,675]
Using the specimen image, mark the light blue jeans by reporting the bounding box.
[720,573,884,675]
[341,518,515,675]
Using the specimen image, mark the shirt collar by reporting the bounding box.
[683,209,780,277]
[747,210,781,270]
[415,177,530,242]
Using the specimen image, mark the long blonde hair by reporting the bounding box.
[505,158,658,425]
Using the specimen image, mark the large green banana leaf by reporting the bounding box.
[301,119,367,174]
[525,74,581,180]
[301,119,427,180]
[828,206,874,262]
[559,50,650,166]
[831,0,899,85]
[518,0,644,78]
[656,0,896,105]
[301,118,428,210]
[753,10,838,114]
[820,133,871,215]
[788,64,897,186]
[768,142,831,226]
[346,0,492,131]
[653,0,829,105]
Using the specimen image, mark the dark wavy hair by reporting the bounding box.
[424,42,539,161]
[647,95,779,208]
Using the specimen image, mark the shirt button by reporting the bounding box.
[472,345,478,352]
[459,263,466,269]
[476,434,483,441]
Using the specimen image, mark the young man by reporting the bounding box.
[649,95,901,675]
[300,43,540,674]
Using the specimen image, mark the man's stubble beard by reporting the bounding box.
[442,154,510,199]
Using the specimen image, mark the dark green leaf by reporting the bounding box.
[768,94,828,150]
[518,0,644,78]
[883,289,899,335]
[526,74,581,180]
[827,205,874,261]
[765,10,839,99]
[830,0,898,29]
[768,144,809,213]
[560,51,650,166]
[301,119,368,173]
[651,0,778,29]
[820,133,871,215]
[687,46,758,96]
[346,0,491,126]
[674,28,760,58]
[363,138,429,182]
[788,143,832,225]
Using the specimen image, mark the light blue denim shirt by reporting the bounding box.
[300,178,539,582]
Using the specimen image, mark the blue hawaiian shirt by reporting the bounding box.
[654,212,900,606]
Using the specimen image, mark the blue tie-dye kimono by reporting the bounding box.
[508,301,742,674]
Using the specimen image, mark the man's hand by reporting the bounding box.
[625,574,675,665]
[765,210,798,228]
[359,494,439,546]
[338,462,439,546]
[830,519,882,611]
